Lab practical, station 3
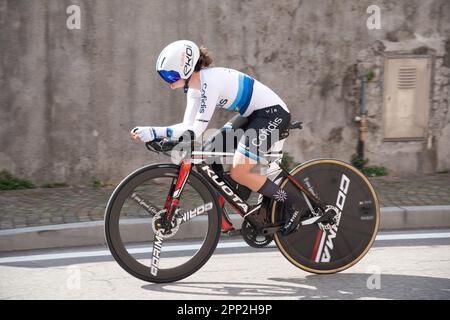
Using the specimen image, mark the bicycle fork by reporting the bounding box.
[163,160,192,219]
[151,160,192,277]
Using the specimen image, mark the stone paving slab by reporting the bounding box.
[0,173,449,231]
[369,173,450,207]
[0,187,114,230]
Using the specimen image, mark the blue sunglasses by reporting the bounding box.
[158,70,181,84]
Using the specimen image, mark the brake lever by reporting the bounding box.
[145,135,194,155]
[145,141,160,154]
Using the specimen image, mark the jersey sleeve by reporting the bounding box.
[162,89,201,138]
[152,74,219,140]
[189,79,219,138]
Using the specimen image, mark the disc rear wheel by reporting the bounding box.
[271,159,380,274]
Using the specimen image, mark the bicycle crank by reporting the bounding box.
[241,221,273,248]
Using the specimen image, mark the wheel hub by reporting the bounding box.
[152,210,181,239]
[318,205,341,231]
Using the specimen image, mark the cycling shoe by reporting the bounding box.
[280,206,307,236]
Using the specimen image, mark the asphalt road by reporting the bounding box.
[1,229,450,300]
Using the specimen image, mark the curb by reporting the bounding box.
[379,205,450,230]
[1,205,450,252]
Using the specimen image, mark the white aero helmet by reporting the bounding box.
[155,40,200,84]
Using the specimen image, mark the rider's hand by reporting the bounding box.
[131,126,156,142]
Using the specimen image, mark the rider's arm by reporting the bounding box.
[152,78,220,139]
[188,81,219,138]
[151,89,201,139]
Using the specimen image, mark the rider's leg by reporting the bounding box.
[230,105,306,235]
[229,151,265,191]
[230,152,305,207]
[230,152,307,235]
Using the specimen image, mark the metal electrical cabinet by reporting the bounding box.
[382,56,432,141]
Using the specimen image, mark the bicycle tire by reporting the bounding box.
[105,163,221,283]
[271,159,380,274]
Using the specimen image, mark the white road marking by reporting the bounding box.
[376,232,450,241]
[0,241,250,264]
[0,232,449,264]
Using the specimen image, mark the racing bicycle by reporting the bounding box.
[105,120,380,283]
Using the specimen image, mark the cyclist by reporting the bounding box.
[131,40,307,235]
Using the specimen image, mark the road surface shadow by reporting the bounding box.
[141,273,450,299]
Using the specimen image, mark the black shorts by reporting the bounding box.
[202,105,291,161]
[237,105,291,161]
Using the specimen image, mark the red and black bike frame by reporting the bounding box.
[163,158,326,232]
[162,159,248,232]
[163,160,192,220]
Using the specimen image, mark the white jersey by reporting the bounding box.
[152,67,289,139]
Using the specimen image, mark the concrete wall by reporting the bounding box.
[1,0,449,184]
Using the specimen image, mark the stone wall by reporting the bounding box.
[1,0,449,184]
